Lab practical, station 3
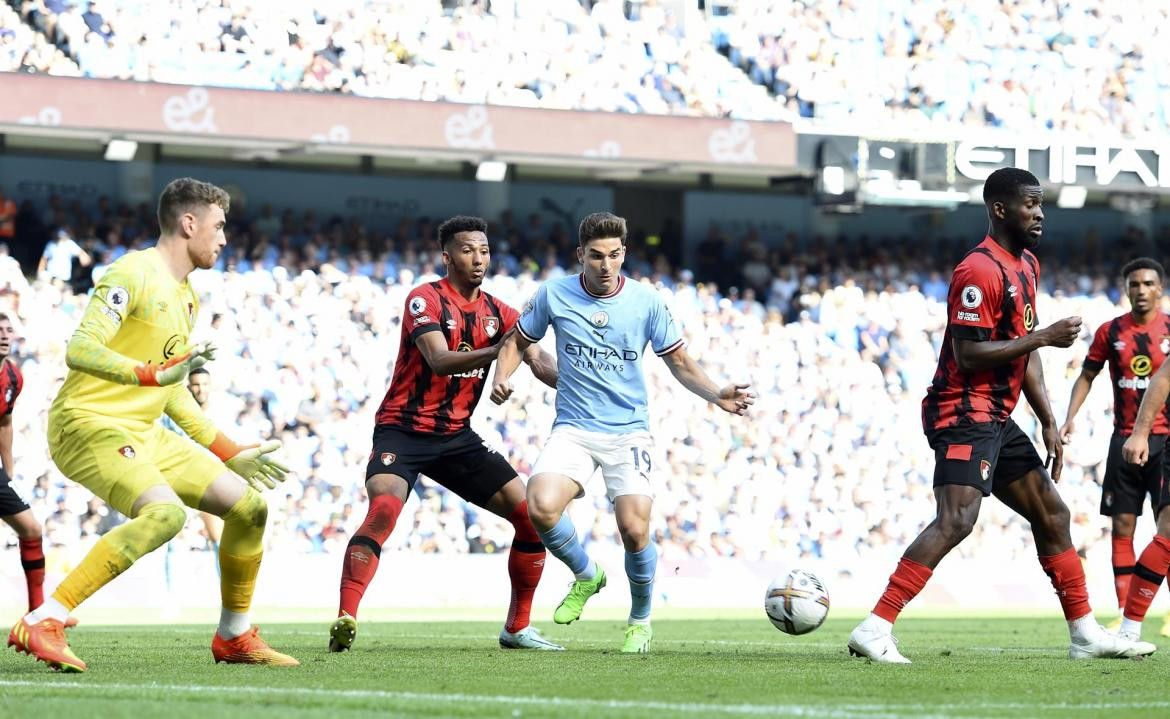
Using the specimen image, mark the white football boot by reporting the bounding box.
[1070,625,1156,660]
[499,625,564,651]
[847,619,911,664]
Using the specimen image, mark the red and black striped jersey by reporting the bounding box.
[923,236,1040,431]
[0,359,21,417]
[1084,312,1170,436]
[375,278,518,434]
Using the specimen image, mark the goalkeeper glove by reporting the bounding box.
[134,342,216,387]
[210,434,290,492]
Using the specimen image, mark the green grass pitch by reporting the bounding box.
[1,615,1167,718]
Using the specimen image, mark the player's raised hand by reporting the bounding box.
[1123,434,1150,466]
[1042,423,1063,482]
[490,379,513,405]
[1039,317,1082,348]
[1058,419,1075,445]
[134,342,217,387]
[225,440,291,491]
[715,383,756,415]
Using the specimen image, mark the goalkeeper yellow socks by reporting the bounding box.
[51,502,187,611]
[218,491,267,638]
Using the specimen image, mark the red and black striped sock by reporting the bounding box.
[1124,536,1170,622]
[1112,536,1136,610]
[339,494,404,619]
[19,537,45,611]
[505,500,545,634]
[1039,548,1092,621]
[872,557,932,624]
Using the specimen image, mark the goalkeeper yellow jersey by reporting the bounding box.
[49,247,217,443]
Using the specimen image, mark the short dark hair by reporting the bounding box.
[437,215,488,248]
[158,178,230,235]
[1122,257,1165,283]
[578,212,627,247]
[0,313,10,324]
[188,367,210,378]
[983,167,1041,205]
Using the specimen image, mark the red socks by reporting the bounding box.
[1123,535,1170,622]
[339,494,404,619]
[19,537,45,611]
[1111,536,1136,609]
[505,501,545,633]
[1039,548,1092,621]
[873,557,933,623]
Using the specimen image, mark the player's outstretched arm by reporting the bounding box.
[490,330,531,404]
[660,347,755,415]
[1059,366,1100,444]
[164,387,288,490]
[953,316,1081,372]
[1123,359,1170,466]
[521,343,558,389]
[67,286,215,386]
[415,330,499,376]
[1022,351,1062,481]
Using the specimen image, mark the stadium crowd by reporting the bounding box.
[0,193,1164,581]
[7,1,1170,131]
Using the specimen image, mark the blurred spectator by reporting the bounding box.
[37,227,89,288]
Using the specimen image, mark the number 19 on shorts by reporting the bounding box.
[630,447,652,473]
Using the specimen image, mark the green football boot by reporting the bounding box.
[553,566,607,624]
[621,623,652,653]
[328,612,357,652]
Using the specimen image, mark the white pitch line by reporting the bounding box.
[1,679,1168,718]
[0,679,975,719]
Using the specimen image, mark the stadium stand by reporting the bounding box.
[0,196,1164,578]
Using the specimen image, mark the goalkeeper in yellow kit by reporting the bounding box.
[7,178,297,672]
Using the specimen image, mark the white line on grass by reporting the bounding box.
[1,679,1167,718]
[0,679,989,719]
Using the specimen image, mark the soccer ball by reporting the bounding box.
[765,569,830,635]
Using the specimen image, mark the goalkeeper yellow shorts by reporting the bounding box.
[48,416,225,517]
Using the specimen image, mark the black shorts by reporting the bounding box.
[1101,433,1166,516]
[0,469,30,516]
[926,419,1044,497]
[365,425,517,507]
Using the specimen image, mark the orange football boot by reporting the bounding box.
[8,618,86,672]
[212,626,299,666]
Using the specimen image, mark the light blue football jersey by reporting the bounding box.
[517,274,684,434]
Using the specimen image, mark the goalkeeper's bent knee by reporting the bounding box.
[220,490,268,558]
[127,502,188,555]
[223,490,268,530]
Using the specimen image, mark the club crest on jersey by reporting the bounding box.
[590,311,610,328]
[1023,304,1034,332]
[380,452,396,466]
[482,316,499,337]
[960,285,982,309]
[119,445,136,459]
[979,459,991,482]
[409,296,427,317]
